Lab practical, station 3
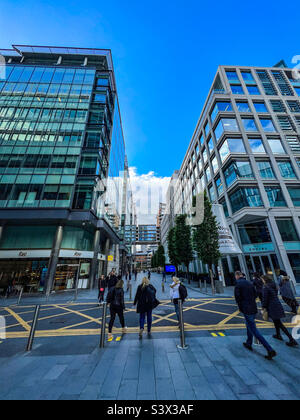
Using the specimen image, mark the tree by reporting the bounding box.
[192,192,221,293]
[157,245,166,268]
[174,214,193,283]
[167,227,180,274]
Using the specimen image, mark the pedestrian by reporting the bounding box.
[134,277,159,339]
[261,275,298,347]
[252,272,264,302]
[148,270,151,280]
[162,271,166,282]
[279,275,299,315]
[234,271,277,360]
[106,269,118,291]
[126,272,131,293]
[106,279,127,340]
[98,274,106,304]
[134,269,138,281]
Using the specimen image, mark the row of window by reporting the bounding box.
[0,107,88,122]
[0,133,83,146]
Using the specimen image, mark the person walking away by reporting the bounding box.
[234,271,277,360]
[106,279,127,340]
[148,271,151,280]
[261,275,298,347]
[134,277,159,338]
[98,275,106,304]
[170,277,188,326]
[126,272,132,293]
[134,269,138,281]
[279,275,299,315]
[252,272,264,302]
[106,270,118,291]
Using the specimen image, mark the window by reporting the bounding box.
[248,138,265,153]
[231,85,244,94]
[239,221,272,245]
[241,72,255,82]
[288,187,300,206]
[224,161,254,187]
[214,118,239,141]
[226,71,239,82]
[265,186,286,207]
[212,157,218,173]
[208,138,214,153]
[257,160,276,179]
[204,123,209,137]
[256,70,277,95]
[206,166,211,182]
[229,187,263,213]
[211,102,233,122]
[236,101,251,112]
[203,149,208,163]
[268,138,285,154]
[270,100,286,113]
[242,118,258,131]
[277,161,297,179]
[247,86,260,95]
[216,177,224,196]
[276,219,299,242]
[253,102,268,113]
[199,134,204,146]
[209,185,215,202]
[219,138,246,162]
[277,116,294,131]
[286,136,300,152]
[260,119,276,132]
[287,101,300,113]
[272,71,294,96]
[294,87,300,96]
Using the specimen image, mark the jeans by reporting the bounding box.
[244,314,273,352]
[140,310,153,332]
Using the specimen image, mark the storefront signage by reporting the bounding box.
[0,250,51,259]
[212,204,242,255]
[284,242,300,251]
[98,254,106,261]
[242,243,275,253]
[108,255,114,262]
[59,250,94,259]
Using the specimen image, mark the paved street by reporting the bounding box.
[0,273,299,400]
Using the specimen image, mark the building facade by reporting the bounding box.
[161,171,178,261]
[0,44,131,294]
[156,202,166,243]
[171,62,300,284]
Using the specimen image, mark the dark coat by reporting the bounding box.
[280,279,296,300]
[106,274,118,290]
[262,283,285,320]
[253,276,264,296]
[98,278,106,291]
[134,284,157,314]
[106,287,125,310]
[235,278,258,315]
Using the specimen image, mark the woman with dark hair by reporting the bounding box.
[106,279,127,340]
[261,275,298,347]
[252,272,264,302]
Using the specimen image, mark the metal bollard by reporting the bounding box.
[129,284,132,301]
[205,280,207,294]
[99,302,108,348]
[162,281,165,293]
[26,305,41,352]
[177,299,189,350]
[17,287,24,305]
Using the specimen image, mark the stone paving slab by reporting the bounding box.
[0,332,299,400]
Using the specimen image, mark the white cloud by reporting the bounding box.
[129,167,170,225]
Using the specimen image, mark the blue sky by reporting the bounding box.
[1,0,300,178]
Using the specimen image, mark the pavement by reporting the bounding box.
[0,273,299,400]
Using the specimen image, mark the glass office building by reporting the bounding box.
[172,61,300,284]
[0,45,131,294]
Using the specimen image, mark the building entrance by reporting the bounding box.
[53,259,91,291]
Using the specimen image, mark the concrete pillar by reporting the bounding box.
[89,229,101,289]
[45,225,64,296]
[0,225,4,243]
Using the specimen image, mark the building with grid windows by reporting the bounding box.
[0,44,132,295]
[171,61,300,284]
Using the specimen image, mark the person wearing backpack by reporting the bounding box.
[170,277,188,325]
[279,275,299,315]
[134,277,159,338]
[106,279,127,340]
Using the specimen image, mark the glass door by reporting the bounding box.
[54,264,79,291]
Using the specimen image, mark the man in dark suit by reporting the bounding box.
[234,271,276,360]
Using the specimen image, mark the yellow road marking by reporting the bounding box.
[218,332,225,337]
[218,310,241,326]
[116,337,122,342]
[4,307,31,332]
[211,333,218,337]
[51,304,102,326]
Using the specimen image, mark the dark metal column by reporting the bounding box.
[89,229,101,289]
[45,225,64,297]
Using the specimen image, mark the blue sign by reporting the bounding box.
[165,265,176,273]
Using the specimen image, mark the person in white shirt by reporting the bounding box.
[170,277,181,324]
